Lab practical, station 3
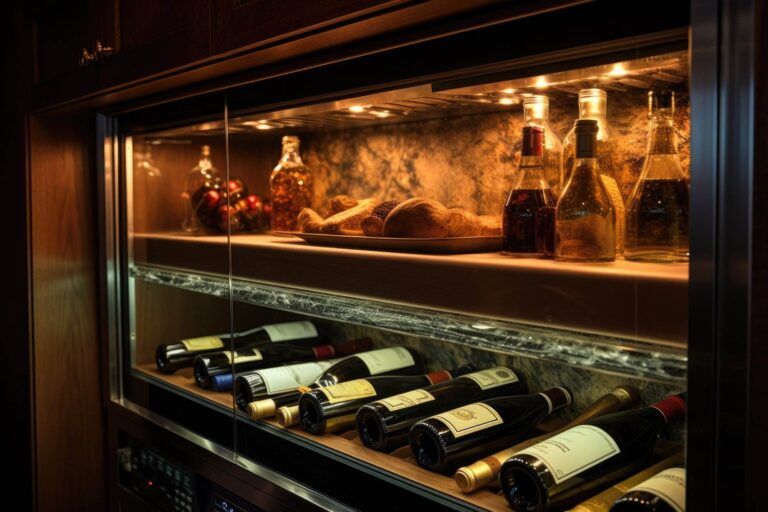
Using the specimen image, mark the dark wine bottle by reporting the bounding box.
[242,346,424,417]
[193,337,371,389]
[298,365,475,435]
[156,321,323,374]
[231,359,341,406]
[500,393,686,511]
[356,367,525,452]
[455,385,639,494]
[410,388,571,474]
[610,467,686,512]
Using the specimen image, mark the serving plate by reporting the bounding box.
[279,232,503,254]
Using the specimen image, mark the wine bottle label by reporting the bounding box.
[376,389,436,412]
[257,360,337,395]
[464,367,519,390]
[430,403,503,438]
[628,468,686,512]
[355,347,415,375]
[223,348,263,364]
[263,321,318,342]
[180,336,225,351]
[319,379,377,404]
[516,425,620,484]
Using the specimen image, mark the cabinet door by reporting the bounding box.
[99,0,210,88]
[31,0,110,84]
[211,0,401,54]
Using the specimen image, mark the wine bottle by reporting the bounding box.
[355,367,525,452]
[233,359,341,408]
[156,321,323,374]
[298,365,475,435]
[610,466,686,512]
[244,346,424,418]
[409,388,571,474]
[193,337,371,389]
[569,452,683,511]
[500,393,686,511]
[454,385,639,493]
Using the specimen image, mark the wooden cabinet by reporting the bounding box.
[99,0,209,88]
[210,0,404,54]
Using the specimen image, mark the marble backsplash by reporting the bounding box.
[301,87,690,214]
[331,321,685,441]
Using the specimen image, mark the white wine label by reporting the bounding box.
[263,321,318,342]
[430,403,503,438]
[223,349,263,364]
[516,425,621,484]
[464,367,519,390]
[355,347,415,375]
[180,336,224,351]
[319,379,377,404]
[260,360,337,395]
[629,468,686,512]
[376,389,436,412]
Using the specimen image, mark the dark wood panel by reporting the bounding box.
[211,0,400,54]
[30,111,105,511]
[98,0,209,89]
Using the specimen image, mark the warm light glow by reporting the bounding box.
[256,123,273,130]
[498,97,515,105]
[372,110,391,118]
[501,88,516,94]
[349,105,366,113]
[534,77,549,89]
[608,63,629,77]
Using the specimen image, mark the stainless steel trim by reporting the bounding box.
[114,398,357,512]
[124,136,138,372]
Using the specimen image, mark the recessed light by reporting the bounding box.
[349,105,366,113]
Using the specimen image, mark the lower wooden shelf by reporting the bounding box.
[134,364,513,511]
[133,364,681,512]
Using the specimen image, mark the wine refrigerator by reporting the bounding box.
[98,0,764,510]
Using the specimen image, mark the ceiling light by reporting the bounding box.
[501,88,516,94]
[349,105,366,113]
[498,97,515,105]
[608,63,628,77]
[534,77,549,89]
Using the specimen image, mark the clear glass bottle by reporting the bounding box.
[625,90,690,262]
[270,135,313,231]
[503,126,556,256]
[523,95,563,197]
[562,89,621,191]
[182,145,222,233]
[555,119,616,262]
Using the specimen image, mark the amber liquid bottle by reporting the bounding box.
[503,126,556,256]
[555,119,616,262]
[269,135,313,231]
[523,95,563,197]
[625,90,690,263]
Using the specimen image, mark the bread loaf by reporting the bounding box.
[320,198,377,234]
[478,215,502,236]
[382,198,450,238]
[361,200,399,236]
[298,208,324,233]
[446,208,482,237]
[324,195,358,217]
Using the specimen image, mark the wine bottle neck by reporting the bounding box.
[538,387,572,414]
[426,370,453,385]
[650,395,686,425]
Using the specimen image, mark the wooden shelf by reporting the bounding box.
[133,232,688,346]
[135,364,511,511]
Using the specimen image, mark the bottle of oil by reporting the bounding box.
[269,135,313,231]
[624,90,690,263]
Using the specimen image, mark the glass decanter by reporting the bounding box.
[624,90,690,262]
[523,95,563,197]
[555,119,616,262]
[182,145,222,233]
[269,135,313,232]
[503,126,556,256]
